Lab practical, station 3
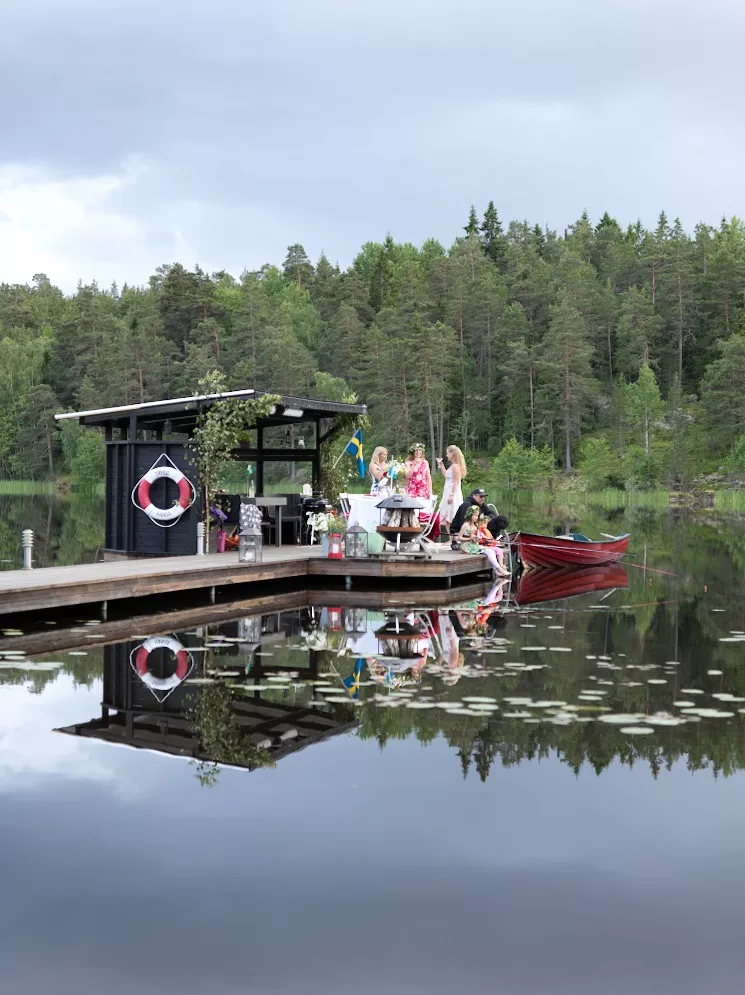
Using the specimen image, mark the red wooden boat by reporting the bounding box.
[515,565,628,606]
[513,530,630,569]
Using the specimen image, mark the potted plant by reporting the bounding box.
[306,509,330,554]
[210,499,229,553]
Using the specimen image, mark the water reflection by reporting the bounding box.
[48,559,745,784]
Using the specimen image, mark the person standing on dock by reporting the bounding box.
[436,445,466,533]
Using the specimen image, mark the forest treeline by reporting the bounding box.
[3,204,745,489]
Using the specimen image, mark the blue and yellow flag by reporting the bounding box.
[342,658,365,699]
[345,429,365,478]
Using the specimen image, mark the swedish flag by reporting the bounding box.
[345,429,366,478]
[342,658,365,699]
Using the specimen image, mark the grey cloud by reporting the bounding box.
[2,0,745,285]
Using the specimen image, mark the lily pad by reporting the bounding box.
[620,725,655,735]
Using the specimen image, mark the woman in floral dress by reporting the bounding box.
[404,443,432,500]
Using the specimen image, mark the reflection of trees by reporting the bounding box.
[0,490,104,568]
[187,684,274,787]
[0,649,104,692]
[359,704,745,781]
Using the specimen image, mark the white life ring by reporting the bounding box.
[133,463,194,523]
[134,636,192,691]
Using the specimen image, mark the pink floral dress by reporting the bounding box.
[405,459,431,499]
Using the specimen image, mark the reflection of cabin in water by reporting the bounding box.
[55,388,366,557]
[56,613,357,769]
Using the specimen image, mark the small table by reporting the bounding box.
[254,497,288,547]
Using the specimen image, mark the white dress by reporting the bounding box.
[369,466,390,497]
[438,465,463,524]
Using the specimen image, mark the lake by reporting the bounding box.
[3,494,745,993]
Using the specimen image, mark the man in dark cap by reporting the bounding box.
[449,488,488,543]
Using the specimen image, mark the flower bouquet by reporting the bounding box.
[306,510,329,545]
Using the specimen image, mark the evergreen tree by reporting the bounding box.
[481,201,507,269]
[463,205,479,238]
[282,244,314,288]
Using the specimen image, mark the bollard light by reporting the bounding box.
[21,529,34,570]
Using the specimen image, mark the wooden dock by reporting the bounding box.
[0,546,490,617]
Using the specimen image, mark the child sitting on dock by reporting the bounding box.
[455,507,510,577]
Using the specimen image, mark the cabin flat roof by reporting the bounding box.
[55,388,366,428]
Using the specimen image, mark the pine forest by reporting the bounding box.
[3,204,745,493]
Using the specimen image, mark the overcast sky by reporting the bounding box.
[1,0,743,291]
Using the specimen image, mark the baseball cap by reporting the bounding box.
[473,488,487,497]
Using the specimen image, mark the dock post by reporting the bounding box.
[21,530,33,570]
[196,522,205,555]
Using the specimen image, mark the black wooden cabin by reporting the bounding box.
[55,388,366,558]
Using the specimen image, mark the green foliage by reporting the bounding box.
[4,213,745,491]
[726,434,745,474]
[188,682,273,787]
[67,427,106,483]
[492,438,554,490]
[579,437,624,490]
[190,371,279,528]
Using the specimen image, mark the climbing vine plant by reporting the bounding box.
[189,371,279,531]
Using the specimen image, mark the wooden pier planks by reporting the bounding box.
[0,546,489,617]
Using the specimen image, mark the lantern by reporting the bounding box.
[344,607,367,636]
[328,532,343,558]
[239,525,263,564]
[344,523,368,558]
[328,607,343,630]
[238,615,262,644]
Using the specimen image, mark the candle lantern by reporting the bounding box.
[328,607,343,630]
[344,523,368,558]
[239,525,263,564]
[328,532,343,559]
[344,607,367,635]
[238,615,263,644]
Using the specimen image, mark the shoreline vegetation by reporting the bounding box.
[4,206,745,495]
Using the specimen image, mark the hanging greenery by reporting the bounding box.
[187,682,274,787]
[189,371,279,530]
[319,411,370,501]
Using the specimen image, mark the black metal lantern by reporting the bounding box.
[239,525,263,564]
[344,523,368,558]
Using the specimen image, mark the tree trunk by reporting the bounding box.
[427,400,436,466]
[529,363,535,449]
[677,272,684,386]
[607,319,613,386]
[45,423,54,481]
[645,415,649,457]
[486,312,493,418]
[563,342,572,471]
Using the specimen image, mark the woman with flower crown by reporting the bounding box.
[404,442,432,500]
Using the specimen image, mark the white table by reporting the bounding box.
[346,495,382,534]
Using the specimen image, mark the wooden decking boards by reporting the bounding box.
[0,546,490,617]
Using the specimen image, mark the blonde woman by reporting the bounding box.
[369,446,391,496]
[436,445,466,532]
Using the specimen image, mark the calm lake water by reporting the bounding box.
[3,497,745,993]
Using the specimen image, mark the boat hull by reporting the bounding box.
[514,531,629,569]
[515,565,628,606]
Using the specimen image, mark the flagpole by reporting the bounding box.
[331,429,359,470]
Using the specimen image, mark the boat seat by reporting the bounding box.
[559,533,591,542]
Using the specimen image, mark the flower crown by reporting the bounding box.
[407,442,426,455]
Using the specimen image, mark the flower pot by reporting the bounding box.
[216,529,227,554]
[320,534,330,556]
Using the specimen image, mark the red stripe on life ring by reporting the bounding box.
[137,479,152,509]
[175,650,190,678]
[177,478,191,509]
[135,645,190,679]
